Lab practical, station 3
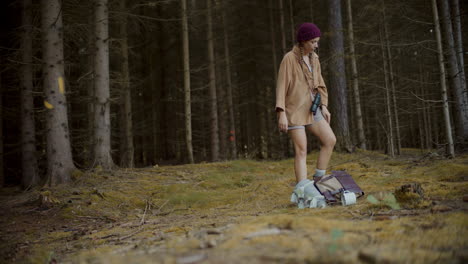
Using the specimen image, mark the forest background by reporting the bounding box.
[0,0,467,187]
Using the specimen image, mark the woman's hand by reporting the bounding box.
[278,111,288,133]
[321,106,331,124]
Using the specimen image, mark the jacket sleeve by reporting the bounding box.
[316,59,328,107]
[275,55,292,111]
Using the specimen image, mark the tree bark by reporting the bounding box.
[119,0,134,168]
[181,0,194,163]
[432,0,455,157]
[41,0,76,185]
[207,0,219,161]
[279,0,287,53]
[0,73,3,187]
[345,0,366,150]
[87,8,95,167]
[380,25,395,157]
[439,0,468,142]
[309,0,314,21]
[288,0,294,45]
[21,0,39,188]
[220,2,237,159]
[269,0,278,82]
[382,1,401,155]
[93,0,114,169]
[450,0,466,95]
[419,67,429,150]
[327,0,352,152]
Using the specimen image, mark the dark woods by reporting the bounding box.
[0,0,466,187]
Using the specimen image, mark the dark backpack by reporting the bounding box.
[314,170,364,204]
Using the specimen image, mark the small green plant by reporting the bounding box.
[367,192,401,210]
[328,229,344,254]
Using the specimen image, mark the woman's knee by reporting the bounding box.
[294,145,308,158]
[322,135,336,148]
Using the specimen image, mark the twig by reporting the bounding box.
[410,91,444,103]
[119,199,153,241]
[119,227,144,241]
[139,199,150,226]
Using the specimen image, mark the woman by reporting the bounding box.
[275,23,336,208]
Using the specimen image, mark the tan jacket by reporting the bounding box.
[275,45,328,126]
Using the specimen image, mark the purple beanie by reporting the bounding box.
[296,23,321,43]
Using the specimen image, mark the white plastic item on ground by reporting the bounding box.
[341,191,357,206]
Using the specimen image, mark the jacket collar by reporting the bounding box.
[292,45,318,63]
[292,45,315,86]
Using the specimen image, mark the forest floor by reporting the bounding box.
[1,149,467,264]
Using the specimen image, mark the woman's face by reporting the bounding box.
[302,37,320,53]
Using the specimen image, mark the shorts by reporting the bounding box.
[288,107,324,130]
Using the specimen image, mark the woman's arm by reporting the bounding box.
[276,55,292,131]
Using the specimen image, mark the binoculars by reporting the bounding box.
[310,93,321,115]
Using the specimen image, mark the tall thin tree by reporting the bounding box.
[380,25,395,157]
[41,0,76,185]
[382,1,401,155]
[119,0,134,167]
[221,0,237,159]
[182,0,194,163]
[432,0,455,157]
[345,0,366,149]
[279,0,287,53]
[288,0,294,44]
[439,0,468,142]
[87,7,95,167]
[93,0,114,169]
[327,0,352,152]
[450,0,466,94]
[21,0,39,187]
[207,0,219,161]
[0,73,3,187]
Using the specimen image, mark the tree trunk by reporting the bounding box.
[41,0,76,185]
[309,1,314,21]
[420,68,428,150]
[207,0,219,161]
[425,72,434,149]
[217,68,227,160]
[345,0,366,150]
[279,0,292,156]
[288,0,294,45]
[327,0,352,152]
[432,0,455,157]
[181,0,194,163]
[440,0,468,142]
[269,0,278,82]
[87,8,95,167]
[279,0,287,53]
[450,0,466,95]
[151,48,158,163]
[119,0,134,168]
[382,2,401,155]
[0,73,3,187]
[93,0,114,169]
[380,25,395,157]
[221,2,237,159]
[21,0,39,188]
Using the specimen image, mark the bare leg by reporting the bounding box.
[307,119,336,179]
[288,129,308,183]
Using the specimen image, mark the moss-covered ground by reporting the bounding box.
[1,149,467,263]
